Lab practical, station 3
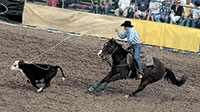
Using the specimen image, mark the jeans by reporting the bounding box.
[130,44,142,72]
[155,15,169,23]
[186,18,199,28]
[191,19,199,28]
[179,17,187,26]
[96,5,112,15]
[90,4,96,13]
[185,18,191,27]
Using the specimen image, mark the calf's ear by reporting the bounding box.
[19,60,24,64]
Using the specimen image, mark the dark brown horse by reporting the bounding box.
[89,38,187,98]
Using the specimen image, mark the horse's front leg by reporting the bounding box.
[100,82,108,94]
[89,71,114,92]
[100,69,129,94]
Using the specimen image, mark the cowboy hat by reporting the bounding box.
[121,21,134,27]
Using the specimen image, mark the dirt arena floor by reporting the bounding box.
[0,22,199,112]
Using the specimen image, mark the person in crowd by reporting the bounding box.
[170,0,184,24]
[114,0,120,9]
[185,1,200,28]
[57,0,79,8]
[196,19,200,28]
[180,0,187,4]
[46,0,58,7]
[135,0,151,20]
[147,0,161,21]
[115,21,143,80]
[179,0,194,26]
[155,0,172,23]
[114,0,130,17]
[90,0,99,13]
[96,0,113,15]
[191,0,200,5]
[127,0,136,18]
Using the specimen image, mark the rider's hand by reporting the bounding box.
[115,28,119,32]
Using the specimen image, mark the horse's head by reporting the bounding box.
[98,38,120,59]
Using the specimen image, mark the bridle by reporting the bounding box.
[100,45,131,67]
[100,45,118,67]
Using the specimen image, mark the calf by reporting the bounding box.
[11,60,66,92]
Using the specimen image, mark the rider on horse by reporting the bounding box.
[115,20,143,79]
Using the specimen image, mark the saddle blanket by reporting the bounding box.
[140,51,154,68]
[127,51,154,68]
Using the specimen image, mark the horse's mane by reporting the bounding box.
[112,40,123,47]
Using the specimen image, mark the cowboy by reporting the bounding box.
[115,20,143,79]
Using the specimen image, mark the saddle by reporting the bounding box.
[126,50,154,79]
[127,50,154,70]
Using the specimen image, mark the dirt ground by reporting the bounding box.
[0,22,199,112]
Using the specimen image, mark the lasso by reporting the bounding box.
[0,3,8,15]
[27,36,72,62]
[26,35,72,70]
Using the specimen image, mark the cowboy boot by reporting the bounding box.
[136,70,143,80]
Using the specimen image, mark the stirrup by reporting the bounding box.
[136,71,143,80]
[138,71,144,76]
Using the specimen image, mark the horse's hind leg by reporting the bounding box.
[126,77,153,98]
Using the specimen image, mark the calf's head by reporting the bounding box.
[11,60,24,71]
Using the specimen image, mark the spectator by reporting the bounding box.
[179,0,194,26]
[96,0,112,15]
[147,0,161,21]
[114,0,130,17]
[46,0,58,7]
[90,0,99,13]
[186,1,200,28]
[181,0,187,4]
[170,1,184,24]
[135,0,150,20]
[127,0,136,18]
[57,0,78,8]
[114,0,120,9]
[191,0,200,5]
[155,0,172,23]
[196,19,200,28]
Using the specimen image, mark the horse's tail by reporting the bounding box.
[55,66,66,81]
[164,68,187,87]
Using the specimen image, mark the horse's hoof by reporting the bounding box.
[124,94,130,98]
[88,87,95,92]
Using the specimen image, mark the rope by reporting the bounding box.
[27,36,72,62]
[0,3,8,15]
[32,61,50,71]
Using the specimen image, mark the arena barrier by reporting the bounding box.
[22,3,200,53]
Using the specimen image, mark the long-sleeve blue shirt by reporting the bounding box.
[117,27,140,45]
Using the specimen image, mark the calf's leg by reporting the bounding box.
[30,80,42,92]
